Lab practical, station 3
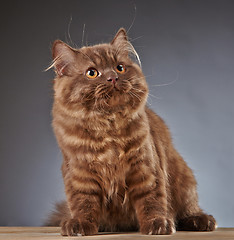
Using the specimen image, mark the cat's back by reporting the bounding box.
[145,106,173,147]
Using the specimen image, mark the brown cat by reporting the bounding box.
[47,28,216,236]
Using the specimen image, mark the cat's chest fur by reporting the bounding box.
[54,108,149,200]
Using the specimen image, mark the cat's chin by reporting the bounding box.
[80,82,143,114]
[109,83,131,93]
[98,85,145,113]
[92,90,131,114]
[108,94,123,107]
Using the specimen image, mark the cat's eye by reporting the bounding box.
[116,64,126,74]
[86,68,99,79]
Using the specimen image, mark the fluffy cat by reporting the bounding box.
[47,28,216,236]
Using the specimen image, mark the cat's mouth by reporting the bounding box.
[90,81,133,109]
[94,81,131,98]
[113,85,120,91]
[107,81,130,92]
[80,80,147,113]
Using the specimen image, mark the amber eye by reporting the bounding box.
[116,64,126,73]
[86,68,99,79]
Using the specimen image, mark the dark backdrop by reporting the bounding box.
[0,0,233,227]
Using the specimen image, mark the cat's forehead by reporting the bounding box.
[80,44,122,67]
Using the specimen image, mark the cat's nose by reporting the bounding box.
[106,71,118,84]
[107,77,118,84]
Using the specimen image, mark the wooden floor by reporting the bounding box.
[0,227,233,240]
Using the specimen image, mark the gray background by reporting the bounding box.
[0,0,233,227]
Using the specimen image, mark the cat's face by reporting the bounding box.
[51,29,148,115]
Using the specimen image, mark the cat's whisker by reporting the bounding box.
[129,35,144,43]
[66,15,77,48]
[134,92,143,102]
[81,23,86,47]
[128,44,141,67]
[95,84,113,99]
[129,91,140,108]
[125,74,153,83]
[129,90,142,102]
[146,98,152,106]
[151,79,177,87]
[82,90,96,101]
[125,76,136,82]
[127,92,136,107]
[148,92,161,100]
[131,87,145,94]
[113,41,141,67]
[130,86,146,97]
[103,100,109,106]
[125,76,143,83]
[104,92,111,100]
[126,3,137,34]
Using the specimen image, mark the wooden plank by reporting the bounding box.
[0,227,233,240]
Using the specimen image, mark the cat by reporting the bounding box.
[46,28,216,236]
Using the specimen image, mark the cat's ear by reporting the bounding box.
[111,28,141,67]
[111,28,128,48]
[51,40,77,76]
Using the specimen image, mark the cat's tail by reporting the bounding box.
[44,201,70,226]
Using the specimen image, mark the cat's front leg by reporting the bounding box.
[61,168,102,236]
[127,161,175,235]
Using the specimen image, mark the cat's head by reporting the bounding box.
[50,28,148,116]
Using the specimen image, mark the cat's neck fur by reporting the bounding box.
[53,96,147,133]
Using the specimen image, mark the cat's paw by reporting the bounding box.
[177,214,217,231]
[60,218,98,236]
[140,217,176,235]
[60,219,79,236]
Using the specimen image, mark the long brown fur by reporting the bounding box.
[47,28,216,236]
